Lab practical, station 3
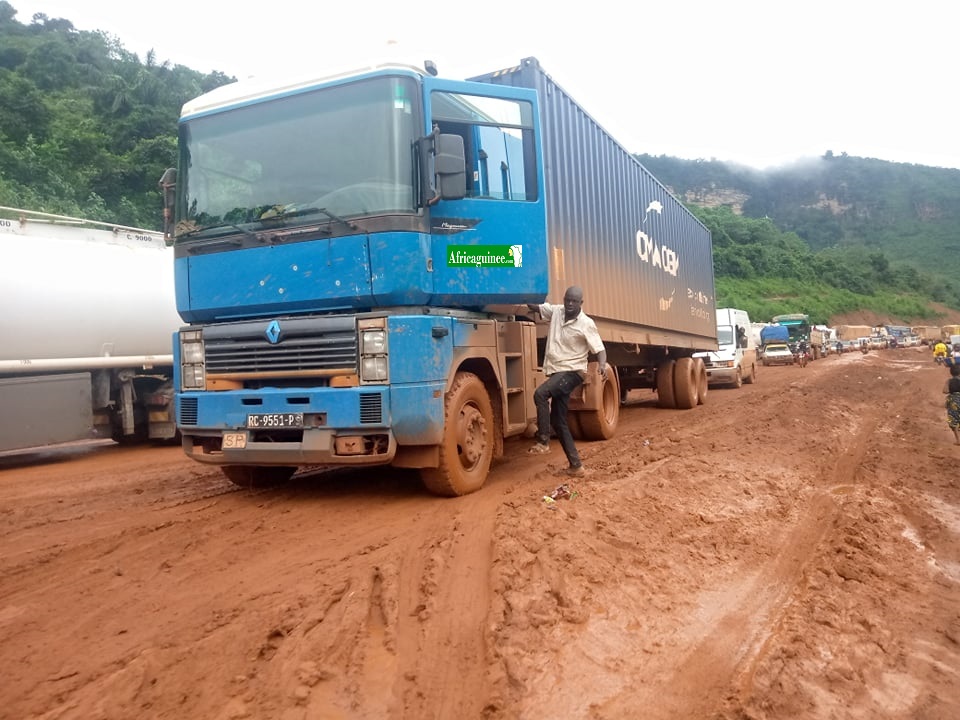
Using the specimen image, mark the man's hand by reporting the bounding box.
[598,362,608,377]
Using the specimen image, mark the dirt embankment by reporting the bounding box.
[830,302,960,328]
[1,348,958,719]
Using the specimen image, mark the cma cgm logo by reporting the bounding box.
[635,201,679,277]
[265,320,282,344]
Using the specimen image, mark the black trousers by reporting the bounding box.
[533,370,583,467]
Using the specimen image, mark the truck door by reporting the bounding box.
[422,79,548,306]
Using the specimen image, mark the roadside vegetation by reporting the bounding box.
[693,206,955,324]
[0,2,232,228]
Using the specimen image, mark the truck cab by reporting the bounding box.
[694,308,757,388]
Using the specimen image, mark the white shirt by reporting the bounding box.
[539,303,605,375]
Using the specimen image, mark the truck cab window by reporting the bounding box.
[430,91,537,201]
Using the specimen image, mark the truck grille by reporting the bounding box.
[180,397,199,425]
[359,393,383,424]
[203,316,358,374]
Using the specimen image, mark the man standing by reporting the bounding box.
[527,286,607,477]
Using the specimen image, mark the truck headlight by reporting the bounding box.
[361,356,388,381]
[358,322,388,384]
[362,330,387,355]
[180,330,205,390]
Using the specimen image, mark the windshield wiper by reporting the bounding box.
[261,204,357,231]
[316,207,359,231]
[259,205,322,223]
[176,222,260,242]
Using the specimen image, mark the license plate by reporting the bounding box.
[245,412,304,429]
[223,432,247,449]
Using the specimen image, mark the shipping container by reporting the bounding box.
[470,58,716,349]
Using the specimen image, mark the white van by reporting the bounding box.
[694,308,758,388]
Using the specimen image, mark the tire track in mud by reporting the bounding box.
[393,496,500,718]
[149,478,509,720]
[625,356,925,719]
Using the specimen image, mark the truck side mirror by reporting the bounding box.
[419,128,467,206]
[435,133,466,200]
[158,168,177,245]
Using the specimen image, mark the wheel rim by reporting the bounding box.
[457,403,486,470]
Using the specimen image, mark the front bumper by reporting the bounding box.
[182,426,396,466]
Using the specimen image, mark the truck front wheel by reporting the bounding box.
[421,372,493,497]
[733,367,743,389]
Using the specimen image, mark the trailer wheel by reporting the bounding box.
[578,367,620,440]
[674,357,699,409]
[567,410,585,441]
[657,359,677,409]
[694,358,708,404]
[421,372,493,497]
[222,465,297,488]
[743,362,757,384]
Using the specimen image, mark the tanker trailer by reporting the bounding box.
[0,207,182,453]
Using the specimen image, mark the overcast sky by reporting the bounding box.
[10,0,960,171]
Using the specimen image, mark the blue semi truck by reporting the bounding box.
[161,57,717,495]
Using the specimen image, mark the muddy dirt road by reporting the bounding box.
[2,348,959,720]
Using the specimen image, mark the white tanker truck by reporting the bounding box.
[0,206,182,453]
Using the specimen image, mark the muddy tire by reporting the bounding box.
[674,357,699,409]
[222,465,297,488]
[421,372,494,497]
[578,367,620,440]
[657,359,677,409]
[743,362,757,384]
[567,410,585,441]
[694,357,708,405]
[733,367,743,389]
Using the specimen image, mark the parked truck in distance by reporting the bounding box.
[837,325,873,341]
[694,308,757,388]
[941,325,960,342]
[0,207,181,453]
[770,313,811,354]
[912,326,941,345]
[161,56,717,496]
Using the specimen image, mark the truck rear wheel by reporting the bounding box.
[567,410,585,440]
[694,358,708,404]
[222,465,297,488]
[421,372,493,497]
[674,357,699,409]
[578,367,620,440]
[657,359,677,409]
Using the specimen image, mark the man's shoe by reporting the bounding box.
[527,443,550,455]
[565,465,585,477]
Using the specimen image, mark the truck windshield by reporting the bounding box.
[717,325,734,346]
[175,76,419,240]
